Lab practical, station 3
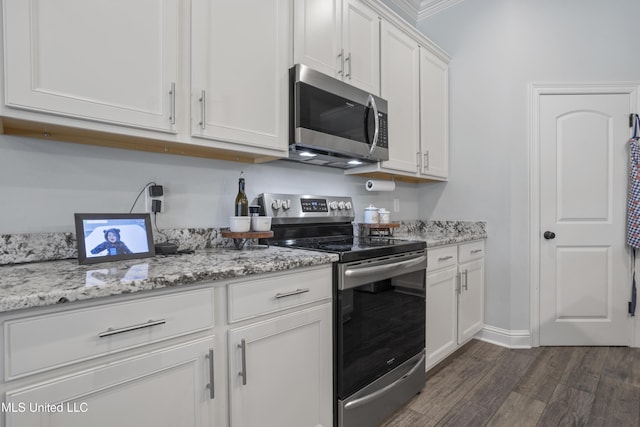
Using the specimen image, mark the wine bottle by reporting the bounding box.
[235,177,248,216]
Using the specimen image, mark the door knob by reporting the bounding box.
[543,231,556,240]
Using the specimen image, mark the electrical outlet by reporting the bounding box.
[144,184,165,213]
[148,195,165,213]
[393,198,400,213]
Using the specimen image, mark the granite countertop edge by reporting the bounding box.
[0,247,339,315]
[401,232,488,248]
[392,220,487,247]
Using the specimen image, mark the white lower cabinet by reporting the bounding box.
[426,240,485,370]
[227,304,332,427]
[457,258,485,343]
[4,337,217,427]
[425,266,458,368]
[225,265,333,427]
[0,265,333,427]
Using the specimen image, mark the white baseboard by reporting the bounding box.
[476,325,532,349]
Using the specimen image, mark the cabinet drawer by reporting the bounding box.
[5,288,214,380]
[227,267,332,323]
[427,245,457,272]
[458,240,485,263]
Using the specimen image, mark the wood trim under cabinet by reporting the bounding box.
[0,117,281,164]
[347,170,442,184]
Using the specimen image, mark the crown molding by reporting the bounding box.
[386,0,464,21]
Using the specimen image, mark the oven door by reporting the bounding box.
[336,250,426,426]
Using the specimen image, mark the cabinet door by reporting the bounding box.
[426,266,458,370]
[342,0,380,95]
[228,304,332,427]
[191,0,290,155]
[458,259,485,343]
[4,337,217,427]
[419,47,449,180]
[293,0,342,79]
[3,0,179,132]
[380,21,420,174]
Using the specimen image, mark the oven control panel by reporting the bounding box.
[301,198,328,212]
[259,193,354,224]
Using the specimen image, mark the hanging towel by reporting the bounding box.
[627,114,640,315]
[627,116,640,248]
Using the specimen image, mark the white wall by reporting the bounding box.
[0,135,419,233]
[415,0,640,332]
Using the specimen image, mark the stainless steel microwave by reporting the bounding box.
[288,64,389,169]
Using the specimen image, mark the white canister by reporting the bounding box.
[364,205,379,224]
[378,208,390,224]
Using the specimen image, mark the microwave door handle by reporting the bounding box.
[367,94,380,156]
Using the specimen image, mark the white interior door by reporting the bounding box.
[539,92,632,345]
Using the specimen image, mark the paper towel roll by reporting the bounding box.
[365,179,396,192]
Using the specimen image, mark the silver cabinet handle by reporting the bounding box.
[238,339,247,385]
[424,151,429,171]
[438,255,453,261]
[275,288,310,299]
[98,319,166,338]
[463,270,469,291]
[206,348,215,399]
[367,94,380,156]
[169,82,176,125]
[416,152,421,170]
[471,249,483,254]
[338,49,344,76]
[345,52,351,79]
[199,90,206,130]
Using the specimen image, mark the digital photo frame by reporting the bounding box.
[74,213,155,265]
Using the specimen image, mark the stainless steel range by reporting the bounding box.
[259,193,426,427]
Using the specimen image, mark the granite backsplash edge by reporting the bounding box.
[1,220,487,265]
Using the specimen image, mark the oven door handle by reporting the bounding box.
[344,255,427,279]
[343,352,426,410]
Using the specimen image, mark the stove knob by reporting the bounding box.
[338,201,346,210]
[329,201,338,210]
[345,201,352,210]
[283,199,291,210]
[272,200,282,210]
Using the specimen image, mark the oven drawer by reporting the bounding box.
[427,245,458,272]
[227,266,332,323]
[458,240,485,263]
[5,288,215,380]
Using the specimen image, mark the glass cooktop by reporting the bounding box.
[277,236,425,263]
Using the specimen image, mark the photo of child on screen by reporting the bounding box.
[90,228,132,256]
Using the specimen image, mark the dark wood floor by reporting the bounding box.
[382,340,640,427]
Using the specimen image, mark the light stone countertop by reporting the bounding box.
[0,246,338,314]
[392,220,487,247]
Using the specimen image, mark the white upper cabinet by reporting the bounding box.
[419,47,449,180]
[379,20,420,174]
[342,0,380,94]
[190,0,290,156]
[344,6,450,183]
[294,0,380,95]
[2,0,180,133]
[293,0,342,80]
